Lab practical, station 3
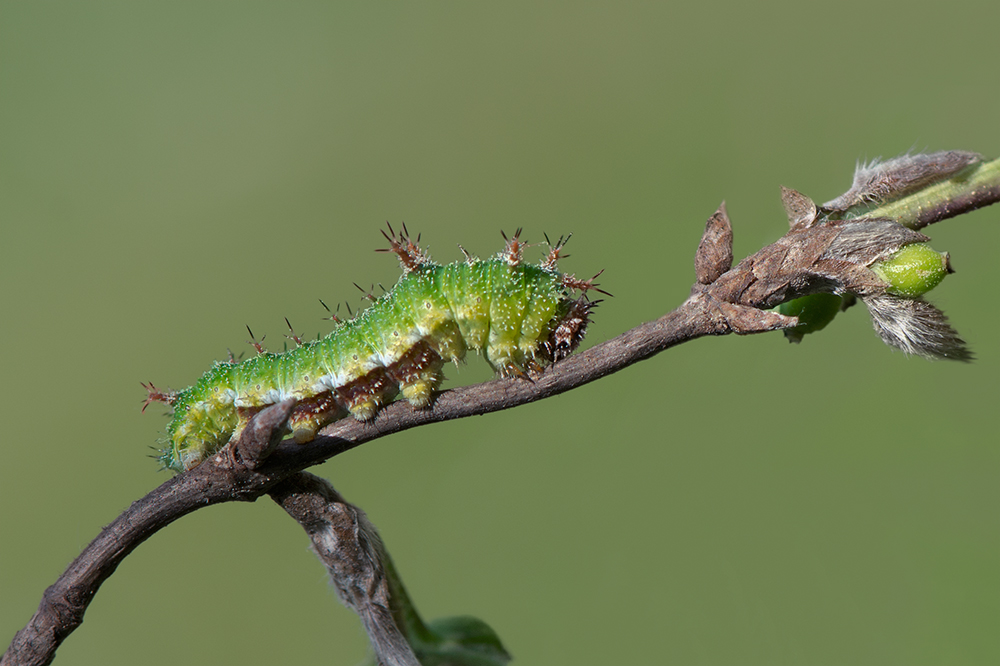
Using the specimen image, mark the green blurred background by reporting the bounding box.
[2,2,998,664]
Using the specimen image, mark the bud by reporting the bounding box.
[822,151,982,214]
[869,244,951,298]
[864,295,971,361]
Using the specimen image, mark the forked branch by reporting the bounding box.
[5,152,999,666]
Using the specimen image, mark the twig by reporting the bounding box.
[5,157,999,665]
[0,276,756,666]
[270,473,512,666]
[1,401,297,666]
[270,473,424,666]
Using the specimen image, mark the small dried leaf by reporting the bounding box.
[716,301,797,334]
[781,186,818,230]
[695,202,734,284]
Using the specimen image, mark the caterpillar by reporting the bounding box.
[144,226,603,472]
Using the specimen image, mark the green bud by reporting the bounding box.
[870,244,951,298]
[778,293,844,343]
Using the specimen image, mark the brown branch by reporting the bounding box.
[270,473,423,666]
[820,153,1000,230]
[1,401,297,666]
[4,189,996,665]
[0,291,751,665]
[913,178,1000,228]
[270,473,512,666]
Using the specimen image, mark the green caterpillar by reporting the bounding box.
[145,227,601,472]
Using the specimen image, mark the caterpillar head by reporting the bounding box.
[544,296,596,363]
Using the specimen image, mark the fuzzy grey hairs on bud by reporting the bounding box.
[863,295,971,361]
[820,218,928,266]
[823,150,982,213]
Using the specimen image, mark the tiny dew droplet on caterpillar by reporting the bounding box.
[144,225,605,472]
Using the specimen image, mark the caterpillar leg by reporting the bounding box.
[287,391,348,442]
[337,367,399,421]
[389,339,446,408]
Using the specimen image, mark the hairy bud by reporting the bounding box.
[823,150,982,214]
[863,295,971,361]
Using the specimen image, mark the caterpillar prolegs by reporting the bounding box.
[145,227,602,472]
